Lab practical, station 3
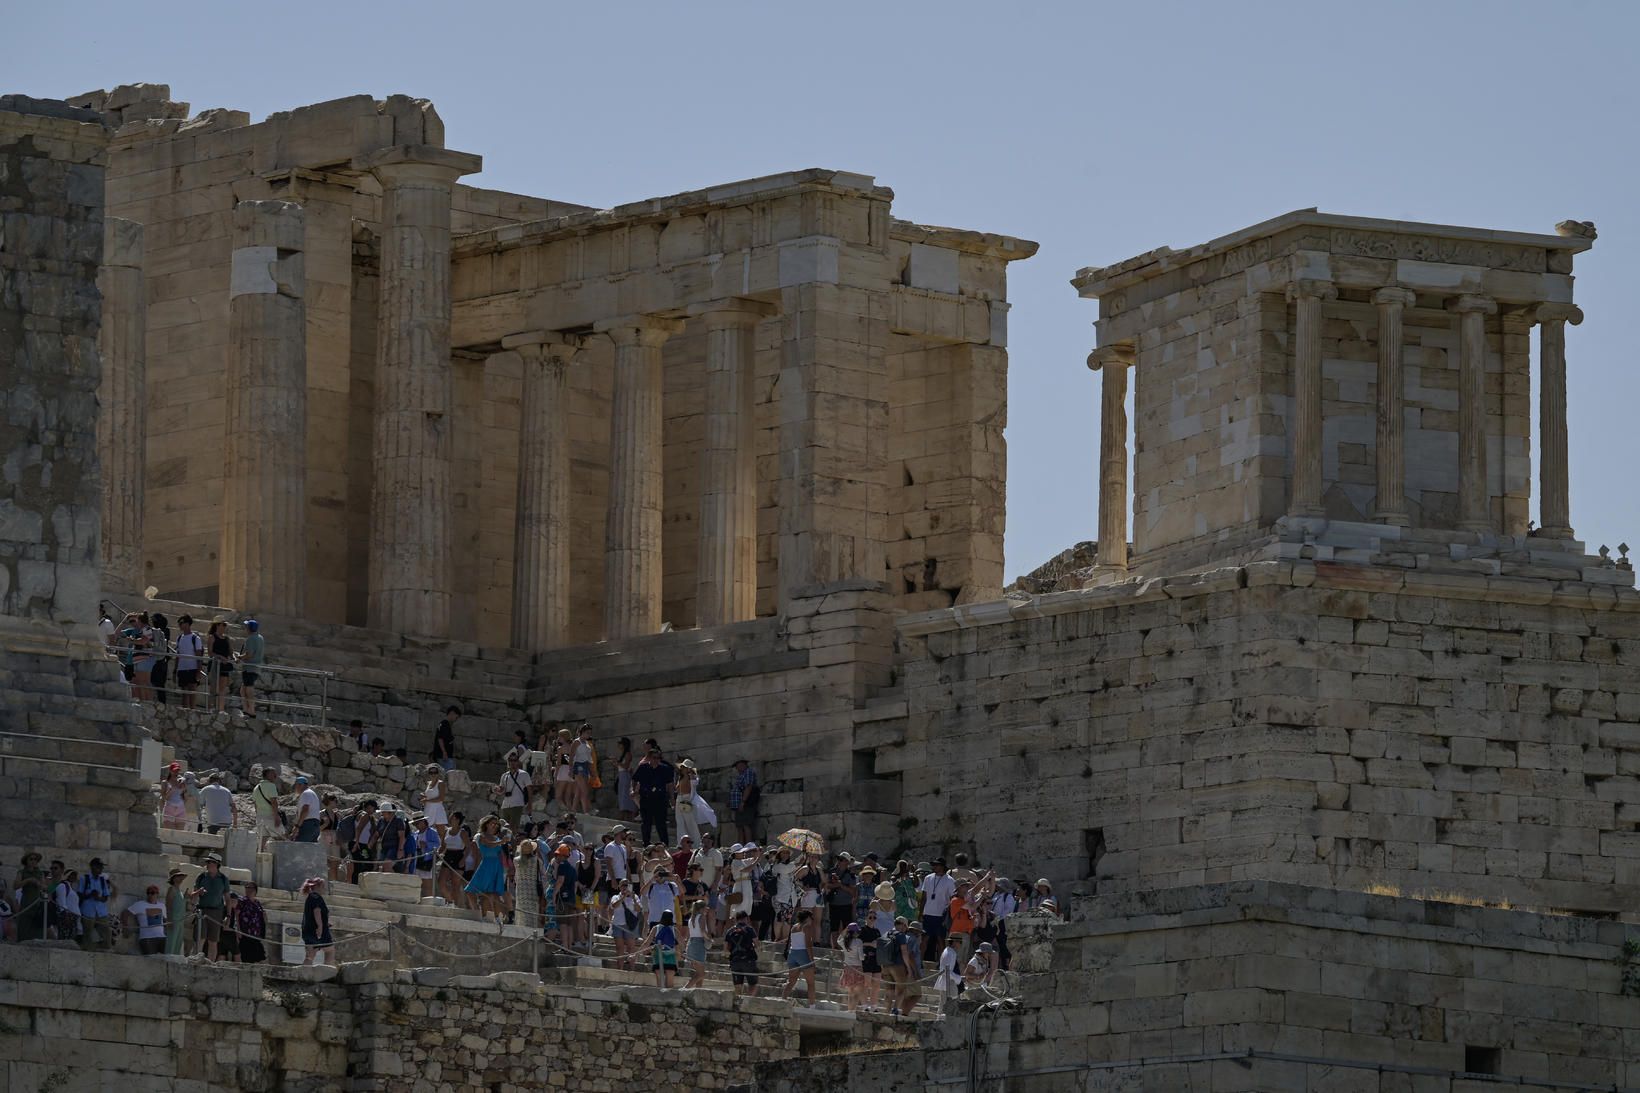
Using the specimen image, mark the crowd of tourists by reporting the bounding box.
[99,601,267,715]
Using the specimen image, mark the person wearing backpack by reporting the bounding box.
[609,878,644,971]
[75,858,116,950]
[881,916,914,1016]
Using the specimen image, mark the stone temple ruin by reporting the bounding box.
[3,82,1639,1090]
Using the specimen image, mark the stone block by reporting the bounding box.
[270,841,328,893]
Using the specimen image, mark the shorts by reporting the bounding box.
[731,959,759,986]
[787,949,814,970]
[572,761,592,777]
[443,849,465,871]
[134,657,156,674]
[296,819,321,843]
[240,671,259,687]
[686,936,707,964]
[654,947,678,969]
[138,937,164,956]
[176,669,199,689]
[199,906,224,945]
[611,923,638,940]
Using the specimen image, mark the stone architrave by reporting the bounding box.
[1286,280,1336,518]
[1448,294,1498,532]
[357,145,482,639]
[504,331,579,650]
[97,216,146,592]
[1534,303,1583,539]
[1087,344,1135,569]
[693,301,772,627]
[1371,287,1416,526]
[221,200,307,616]
[595,315,684,640]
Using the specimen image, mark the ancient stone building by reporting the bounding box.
[4,80,1640,1091]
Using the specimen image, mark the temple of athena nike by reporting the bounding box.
[3,82,1639,1091]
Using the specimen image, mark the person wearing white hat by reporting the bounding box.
[728,840,757,920]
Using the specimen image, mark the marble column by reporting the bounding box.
[1534,303,1583,539]
[694,302,770,627]
[505,331,579,650]
[1448,294,1497,532]
[1087,344,1135,569]
[1371,287,1416,526]
[596,315,683,640]
[221,200,307,616]
[97,217,145,592]
[357,145,481,637]
[1287,280,1336,518]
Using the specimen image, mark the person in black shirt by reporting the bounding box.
[724,909,761,995]
[432,705,460,771]
[631,747,675,846]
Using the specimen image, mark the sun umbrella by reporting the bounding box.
[778,828,826,855]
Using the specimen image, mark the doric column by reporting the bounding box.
[1371,287,1416,526]
[1287,280,1336,517]
[357,145,481,637]
[693,301,772,627]
[1534,303,1583,539]
[505,331,579,650]
[596,315,684,640]
[221,200,307,616]
[1448,294,1498,532]
[1087,344,1135,569]
[97,217,145,592]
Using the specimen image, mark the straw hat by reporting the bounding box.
[874,881,895,901]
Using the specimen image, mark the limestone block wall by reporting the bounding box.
[858,882,1640,1091]
[893,561,1640,912]
[0,948,913,1092]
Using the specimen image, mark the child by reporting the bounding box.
[836,921,866,1010]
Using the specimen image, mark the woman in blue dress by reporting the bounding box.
[463,816,509,924]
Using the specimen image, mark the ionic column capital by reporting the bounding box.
[687,298,778,330]
[595,315,686,348]
[1086,344,1136,371]
[355,145,483,187]
[1371,286,1417,309]
[502,329,585,364]
[1446,294,1497,316]
[1286,280,1337,303]
[1534,302,1584,327]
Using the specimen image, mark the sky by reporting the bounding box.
[13,0,1638,576]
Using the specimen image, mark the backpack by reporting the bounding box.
[885,930,906,965]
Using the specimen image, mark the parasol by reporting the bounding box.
[777,827,826,855]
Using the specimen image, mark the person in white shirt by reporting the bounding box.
[199,773,236,834]
[917,857,957,961]
[643,870,679,926]
[52,870,82,940]
[124,883,170,955]
[569,723,595,813]
[497,755,531,830]
[503,730,530,767]
[601,828,631,883]
[97,604,117,655]
[691,831,725,935]
[293,777,323,842]
[172,614,206,709]
[935,935,963,1000]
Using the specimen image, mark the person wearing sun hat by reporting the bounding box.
[191,853,231,961]
[164,868,189,955]
[237,618,265,718]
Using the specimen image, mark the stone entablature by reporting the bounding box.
[1072,209,1595,579]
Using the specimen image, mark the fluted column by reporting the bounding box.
[358,145,481,637]
[1371,287,1416,526]
[1448,294,1497,532]
[1287,280,1336,517]
[1534,303,1583,539]
[97,217,145,592]
[221,200,307,615]
[506,332,579,650]
[1087,345,1135,569]
[694,301,770,627]
[596,315,684,639]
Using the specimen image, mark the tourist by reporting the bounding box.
[901,922,926,1016]
[632,745,674,846]
[251,765,283,849]
[643,867,679,936]
[207,620,233,713]
[419,764,449,838]
[369,738,386,759]
[796,855,824,948]
[1028,877,1061,918]
[348,719,371,751]
[614,737,636,820]
[348,801,380,880]
[431,705,460,771]
[859,908,884,1011]
[881,916,912,1015]
[782,909,817,1001]
[691,831,725,937]
[199,773,235,834]
[964,942,996,990]
[513,838,543,931]
[504,729,529,766]
[497,753,531,831]
[125,613,154,700]
[51,868,81,941]
[671,835,695,881]
[182,771,202,832]
[728,758,759,844]
[569,722,597,814]
[191,853,231,961]
[160,763,188,830]
[378,804,408,874]
[892,860,918,924]
[292,776,321,842]
[673,758,713,845]
[725,909,760,995]
[412,816,441,897]
[463,815,508,924]
[608,879,643,970]
[76,857,116,949]
[728,842,758,924]
[164,868,188,955]
[97,602,117,654]
[237,619,265,718]
[935,934,963,1004]
[173,614,205,709]
[149,612,172,704]
[684,899,709,987]
[551,843,579,948]
[918,857,956,960]
[550,726,574,810]
[219,890,241,962]
[825,853,858,946]
[439,811,469,904]
[320,793,342,880]
[648,908,680,988]
[300,877,333,965]
[837,921,866,1010]
[123,883,168,955]
[237,882,267,964]
[988,878,1019,969]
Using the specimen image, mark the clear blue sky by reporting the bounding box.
[16,1,1638,575]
